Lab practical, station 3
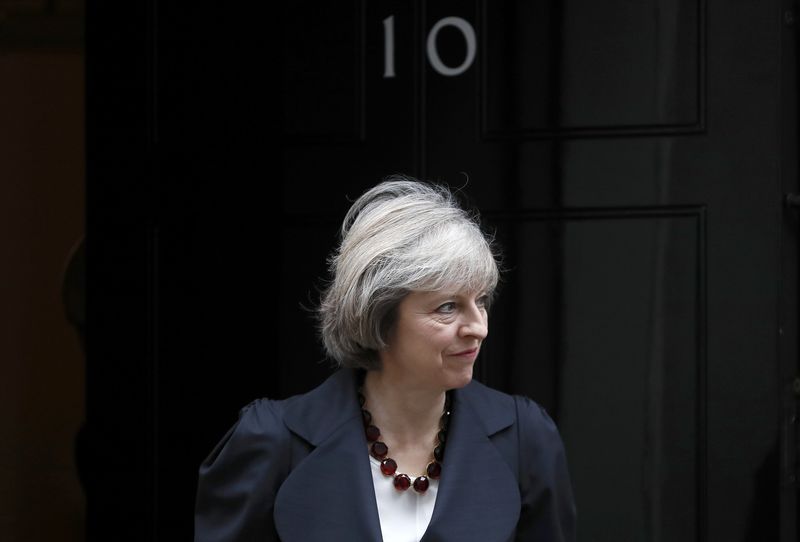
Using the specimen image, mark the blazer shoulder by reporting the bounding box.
[513,395,577,541]
[195,399,292,542]
[512,395,561,443]
[236,397,289,440]
[459,379,516,436]
[461,380,562,444]
[198,397,292,479]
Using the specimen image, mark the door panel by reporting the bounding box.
[483,0,702,136]
[558,214,701,541]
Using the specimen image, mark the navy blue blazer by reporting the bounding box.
[195,369,576,541]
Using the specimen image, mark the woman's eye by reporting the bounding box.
[436,302,457,314]
[476,295,489,309]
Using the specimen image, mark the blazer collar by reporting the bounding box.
[275,369,381,541]
[281,368,362,446]
[274,369,520,541]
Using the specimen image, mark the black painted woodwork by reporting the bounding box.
[86,0,798,540]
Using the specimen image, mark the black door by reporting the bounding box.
[86,1,798,540]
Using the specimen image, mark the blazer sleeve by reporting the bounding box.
[194,399,290,542]
[514,395,577,542]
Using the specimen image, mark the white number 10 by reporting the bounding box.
[383,15,477,78]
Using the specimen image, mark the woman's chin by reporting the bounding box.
[446,366,474,390]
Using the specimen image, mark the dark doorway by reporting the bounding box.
[86,1,798,540]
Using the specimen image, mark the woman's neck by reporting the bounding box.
[362,369,446,445]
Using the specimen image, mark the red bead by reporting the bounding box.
[426,461,442,479]
[380,458,397,476]
[393,473,411,491]
[413,476,429,493]
[365,425,380,442]
[371,441,388,459]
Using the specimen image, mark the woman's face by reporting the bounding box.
[379,288,489,392]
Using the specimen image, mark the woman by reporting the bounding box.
[195,176,576,541]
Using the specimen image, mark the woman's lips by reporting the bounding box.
[450,347,479,358]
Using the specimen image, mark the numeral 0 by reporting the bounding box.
[383,15,477,78]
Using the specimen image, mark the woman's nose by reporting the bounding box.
[459,306,488,339]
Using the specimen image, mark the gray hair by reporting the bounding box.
[317,175,500,370]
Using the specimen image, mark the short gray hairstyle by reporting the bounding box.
[317,175,500,370]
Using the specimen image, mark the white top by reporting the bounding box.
[369,456,439,542]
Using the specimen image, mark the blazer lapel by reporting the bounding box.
[274,369,383,541]
[422,382,521,542]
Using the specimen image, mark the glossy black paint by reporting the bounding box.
[86,1,797,540]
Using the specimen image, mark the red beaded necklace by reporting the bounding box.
[358,388,452,494]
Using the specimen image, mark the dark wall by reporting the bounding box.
[1,51,85,542]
